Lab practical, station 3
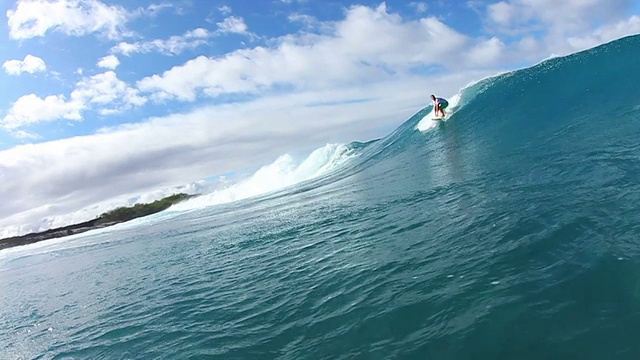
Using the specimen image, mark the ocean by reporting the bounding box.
[1,34,640,359]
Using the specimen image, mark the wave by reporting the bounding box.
[169,143,357,211]
[330,34,640,184]
[6,35,639,239]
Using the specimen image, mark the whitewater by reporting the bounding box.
[2,34,640,359]
[169,143,356,212]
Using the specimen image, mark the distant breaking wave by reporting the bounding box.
[169,143,356,211]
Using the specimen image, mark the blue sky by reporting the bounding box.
[1,0,639,236]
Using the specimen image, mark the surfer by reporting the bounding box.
[431,94,448,118]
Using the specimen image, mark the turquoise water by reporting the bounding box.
[2,35,640,359]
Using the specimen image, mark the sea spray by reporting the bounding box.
[170,143,355,211]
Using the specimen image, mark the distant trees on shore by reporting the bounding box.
[95,193,194,224]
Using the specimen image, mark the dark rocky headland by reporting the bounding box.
[0,193,195,251]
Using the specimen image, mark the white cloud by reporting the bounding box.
[409,2,429,13]
[465,37,506,67]
[216,16,250,35]
[111,28,212,56]
[1,94,83,129]
[218,5,232,15]
[1,71,146,130]
[567,15,640,51]
[72,71,147,110]
[6,0,131,40]
[10,130,41,140]
[288,13,319,28]
[97,55,120,69]
[2,55,47,75]
[486,0,630,34]
[482,0,639,56]
[205,5,233,24]
[487,1,515,25]
[137,4,472,101]
[141,3,174,17]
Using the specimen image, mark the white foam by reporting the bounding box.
[416,93,461,132]
[170,143,355,211]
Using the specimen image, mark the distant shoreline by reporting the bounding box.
[0,193,195,251]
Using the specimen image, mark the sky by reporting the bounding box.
[1,0,639,237]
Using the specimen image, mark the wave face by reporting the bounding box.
[2,35,640,359]
[170,143,356,211]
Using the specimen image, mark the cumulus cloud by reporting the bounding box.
[486,0,630,33]
[2,55,47,75]
[97,55,120,69]
[484,0,640,55]
[465,37,506,67]
[567,15,640,51]
[1,71,146,129]
[137,4,477,101]
[216,16,251,35]
[71,71,147,112]
[287,13,320,29]
[1,94,83,129]
[487,2,515,25]
[111,28,212,56]
[6,0,131,40]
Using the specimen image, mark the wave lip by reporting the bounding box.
[170,143,356,211]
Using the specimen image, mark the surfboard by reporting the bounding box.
[432,116,445,121]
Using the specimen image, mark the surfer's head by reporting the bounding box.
[430,94,436,100]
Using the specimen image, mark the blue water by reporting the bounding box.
[2,35,640,359]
